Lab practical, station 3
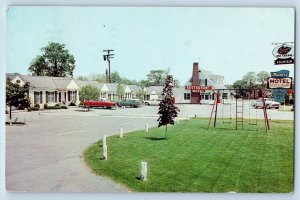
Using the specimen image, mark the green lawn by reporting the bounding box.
[83,118,294,193]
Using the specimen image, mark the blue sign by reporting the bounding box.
[270,70,289,78]
[271,70,289,103]
[273,88,286,103]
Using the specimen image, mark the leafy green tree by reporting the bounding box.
[28,42,76,77]
[111,71,122,83]
[90,73,107,83]
[257,71,270,88]
[157,75,180,139]
[6,78,30,120]
[242,71,257,89]
[76,75,89,81]
[147,69,168,86]
[79,85,100,101]
[136,88,146,100]
[116,83,125,100]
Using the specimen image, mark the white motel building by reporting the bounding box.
[6,63,229,107]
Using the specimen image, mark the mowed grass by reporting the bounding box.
[83,118,294,193]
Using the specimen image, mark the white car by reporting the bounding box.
[252,98,280,109]
[144,99,161,106]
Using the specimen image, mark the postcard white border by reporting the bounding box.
[0,0,298,200]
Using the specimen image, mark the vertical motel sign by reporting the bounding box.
[267,70,292,103]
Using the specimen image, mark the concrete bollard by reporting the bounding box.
[145,123,149,132]
[102,135,107,146]
[120,128,123,138]
[102,145,108,160]
[177,117,180,124]
[140,161,147,181]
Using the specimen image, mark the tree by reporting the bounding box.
[90,73,107,83]
[110,71,122,83]
[146,70,168,86]
[76,75,89,81]
[116,83,125,100]
[28,42,76,77]
[157,75,180,139]
[6,78,30,120]
[136,88,146,100]
[257,71,270,88]
[232,79,247,98]
[242,71,257,89]
[79,85,100,101]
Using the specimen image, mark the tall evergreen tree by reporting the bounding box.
[157,75,180,139]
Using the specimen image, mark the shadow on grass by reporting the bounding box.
[146,137,167,141]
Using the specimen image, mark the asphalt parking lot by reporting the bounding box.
[5,103,294,192]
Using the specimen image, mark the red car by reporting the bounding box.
[82,98,116,109]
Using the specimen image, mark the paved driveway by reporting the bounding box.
[5,104,293,192]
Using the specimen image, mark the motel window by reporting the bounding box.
[34,92,39,104]
[222,93,228,99]
[205,95,209,100]
[101,93,107,98]
[184,93,191,100]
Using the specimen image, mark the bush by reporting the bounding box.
[44,103,48,109]
[30,107,39,111]
[78,102,84,107]
[34,104,40,109]
[61,105,67,109]
[69,102,76,106]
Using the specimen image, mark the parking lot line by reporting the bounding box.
[56,128,97,136]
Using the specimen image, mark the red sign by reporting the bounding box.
[185,85,213,90]
[267,77,292,89]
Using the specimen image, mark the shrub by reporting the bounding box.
[34,103,40,109]
[30,107,39,111]
[44,103,48,109]
[78,102,84,107]
[69,102,76,106]
[61,105,67,109]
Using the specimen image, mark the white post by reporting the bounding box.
[140,161,147,181]
[145,123,149,132]
[102,145,108,160]
[195,113,197,118]
[177,117,180,124]
[25,117,27,125]
[102,135,107,146]
[120,128,123,138]
[187,115,190,120]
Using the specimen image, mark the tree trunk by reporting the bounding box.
[165,124,167,139]
[9,105,12,120]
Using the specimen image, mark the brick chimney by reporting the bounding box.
[192,62,200,86]
[190,62,200,104]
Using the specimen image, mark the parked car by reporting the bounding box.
[82,98,117,109]
[251,98,280,109]
[144,99,161,106]
[117,99,142,108]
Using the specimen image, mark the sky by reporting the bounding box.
[6,6,295,85]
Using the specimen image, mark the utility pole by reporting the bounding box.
[103,49,114,83]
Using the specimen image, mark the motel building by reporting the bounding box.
[173,63,231,104]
